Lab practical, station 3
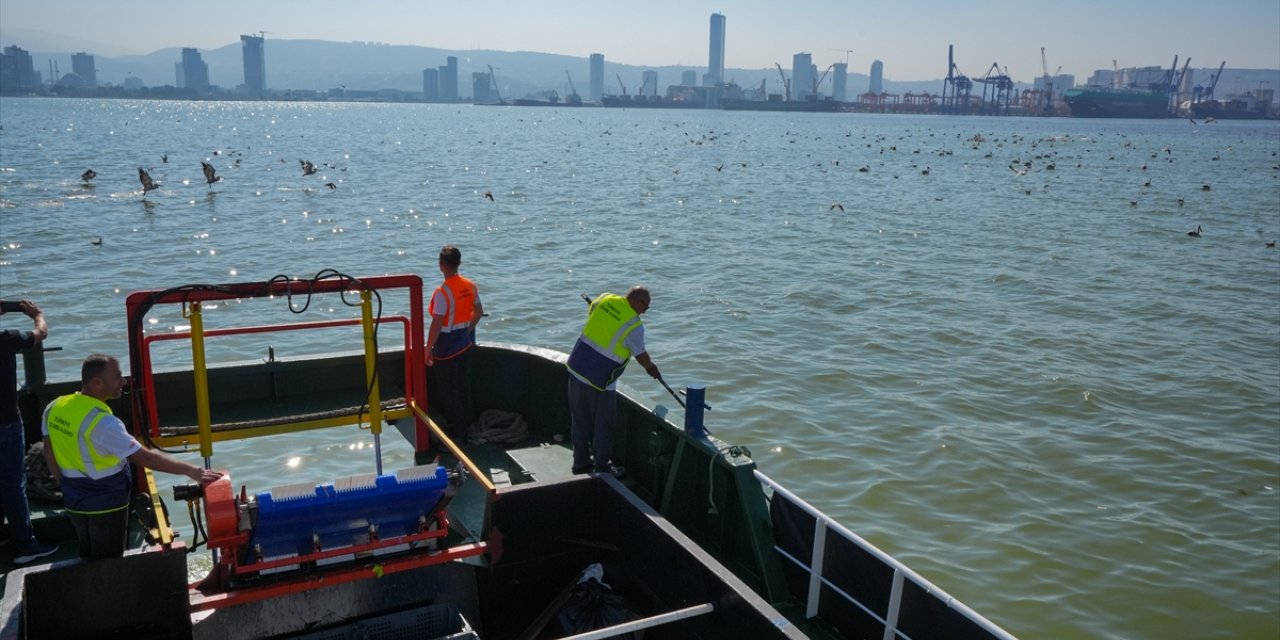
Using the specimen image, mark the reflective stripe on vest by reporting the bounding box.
[45,393,127,480]
[430,274,478,360]
[566,293,642,390]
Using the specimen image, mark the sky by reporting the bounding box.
[3,0,1278,82]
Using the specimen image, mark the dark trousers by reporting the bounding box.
[433,349,473,437]
[0,419,35,549]
[567,375,616,471]
[68,507,129,559]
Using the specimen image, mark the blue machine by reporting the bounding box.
[248,465,450,559]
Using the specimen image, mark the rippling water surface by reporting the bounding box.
[1,98,1278,639]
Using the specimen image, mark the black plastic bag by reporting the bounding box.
[556,577,643,639]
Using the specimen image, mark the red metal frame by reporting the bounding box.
[229,511,452,575]
[138,316,410,439]
[123,274,431,453]
[187,541,488,613]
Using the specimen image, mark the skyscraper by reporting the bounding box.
[707,13,726,87]
[439,56,458,102]
[1,46,37,92]
[682,70,697,86]
[791,53,813,101]
[870,60,884,94]
[179,48,209,91]
[71,52,96,88]
[589,53,604,102]
[423,68,440,101]
[472,72,492,104]
[241,35,266,95]
[832,62,848,102]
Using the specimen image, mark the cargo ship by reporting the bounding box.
[719,96,843,113]
[600,94,708,109]
[1190,92,1272,120]
[1062,86,1173,118]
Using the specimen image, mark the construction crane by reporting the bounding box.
[813,64,834,99]
[774,63,791,101]
[487,65,503,104]
[616,73,627,97]
[564,70,582,105]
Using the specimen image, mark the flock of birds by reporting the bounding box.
[61,123,1278,250]
[77,155,343,203]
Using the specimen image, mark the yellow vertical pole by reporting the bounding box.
[361,290,384,475]
[188,301,214,464]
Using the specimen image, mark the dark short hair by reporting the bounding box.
[81,353,119,385]
[439,245,462,268]
[626,285,651,303]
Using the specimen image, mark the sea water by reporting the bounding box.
[1,97,1277,639]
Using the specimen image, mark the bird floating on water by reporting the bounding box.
[1201,184,1211,191]
[80,169,97,183]
[90,237,102,246]
[200,161,221,191]
[138,167,160,198]
[1187,225,1202,237]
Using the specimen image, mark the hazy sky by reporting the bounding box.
[3,0,1278,81]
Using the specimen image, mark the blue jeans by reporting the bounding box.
[0,418,36,549]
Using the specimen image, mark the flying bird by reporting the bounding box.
[300,160,318,176]
[138,167,160,197]
[80,169,97,183]
[483,191,494,202]
[161,154,168,163]
[200,161,221,191]
[830,203,844,212]
[325,182,337,190]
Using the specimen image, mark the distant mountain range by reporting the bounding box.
[4,31,1277,102]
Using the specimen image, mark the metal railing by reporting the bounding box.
[753,470,1018,640]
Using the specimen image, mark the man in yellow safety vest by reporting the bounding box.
[565,286,661,476]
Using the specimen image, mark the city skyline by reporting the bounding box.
[2,0,1278,83]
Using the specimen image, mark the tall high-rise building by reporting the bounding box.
[439,56,458,101]
[682,70,697,86]
[241,35,266,95]
[791,53,813,101]
[641,70,658,97]
[178,48,209,91]
[589,53,604,102]
[869,60,884,94]
[707,13,726,87]
[423,68,440,101]
[832,62,848,101]
[1,46,37,92]
[71,52,96,88]
[472,72,492,104]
